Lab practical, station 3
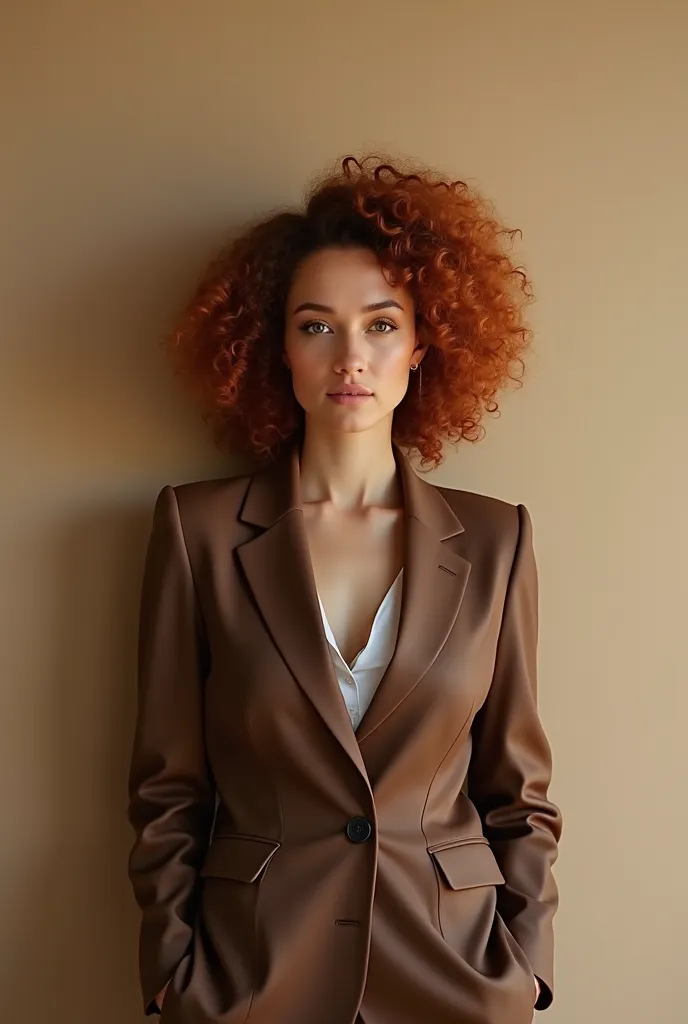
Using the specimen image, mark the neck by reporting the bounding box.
[296,427,402,514]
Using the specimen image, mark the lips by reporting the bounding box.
[328,386,373,396]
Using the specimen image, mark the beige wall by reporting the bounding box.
[2,1,686,1021]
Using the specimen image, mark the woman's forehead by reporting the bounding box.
[287,246,412,311]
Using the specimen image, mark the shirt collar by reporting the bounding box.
[317,568,404,674]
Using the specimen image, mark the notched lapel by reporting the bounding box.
[236,502,367,777]
[235,433,471,783]
[356,515,470,744]
[236,436,367,777]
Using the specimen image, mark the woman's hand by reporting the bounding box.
[155,980,170,1013]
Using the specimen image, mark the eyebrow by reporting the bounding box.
[291,299,404,315]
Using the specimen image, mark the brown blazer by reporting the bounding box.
[127,433,562,1024]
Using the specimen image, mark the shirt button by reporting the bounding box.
[345,817,373,843]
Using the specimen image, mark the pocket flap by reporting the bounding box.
[429,838,505,890]
[200,834,280,882]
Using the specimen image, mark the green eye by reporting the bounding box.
[300,320,331,334]
[298,318,398,335]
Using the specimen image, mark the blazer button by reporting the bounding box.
[346,816,372,843]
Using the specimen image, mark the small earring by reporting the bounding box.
[411,362,422,399]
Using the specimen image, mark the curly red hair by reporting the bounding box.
[164,153,534,471]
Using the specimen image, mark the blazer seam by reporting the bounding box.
[485,502,524,692]
[169,485,211,655]
[420,693,477,936]
[502,503,525,634]
[240,685,278,1024]
[420,693,477,842]
[242,680,284,845]
[421,688,475,831]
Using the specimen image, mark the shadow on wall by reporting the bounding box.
[1,220,254,1024]
[0,504,151,1024]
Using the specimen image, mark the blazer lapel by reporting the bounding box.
[235,432,471,783]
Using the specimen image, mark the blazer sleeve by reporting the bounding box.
[467,503,563,1011]
[127,484,215,1016]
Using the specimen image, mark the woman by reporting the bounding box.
[127,153,562,1024]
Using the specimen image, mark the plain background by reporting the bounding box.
[2,2,686,1021]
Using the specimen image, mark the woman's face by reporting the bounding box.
[282,245,426,436]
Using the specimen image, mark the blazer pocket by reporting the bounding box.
[428,837,505,890]
[200,834,281,882]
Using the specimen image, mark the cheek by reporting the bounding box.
[285,341,322,382]
[376,345,413,385]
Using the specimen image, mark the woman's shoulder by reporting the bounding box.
[161,471,531,552]
[158,470,255,527]
[435,480,524,521]
[432,481,531,553]
[172,470,252,500]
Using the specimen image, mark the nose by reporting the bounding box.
[333,339,368,376]
[334,358,366,377]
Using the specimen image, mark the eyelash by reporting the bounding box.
[299,317,398,335]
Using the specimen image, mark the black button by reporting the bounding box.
[346,816,372,843]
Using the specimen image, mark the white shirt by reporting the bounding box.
[316,569,404,731]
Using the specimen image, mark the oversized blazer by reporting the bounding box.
[127,431,562,1024]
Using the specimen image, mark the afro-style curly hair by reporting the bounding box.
[164,152,534,472]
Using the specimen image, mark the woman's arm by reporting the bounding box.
[467,503,563,1011]
[127,485,215,1016]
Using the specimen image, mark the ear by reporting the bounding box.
[412,341,429,365]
